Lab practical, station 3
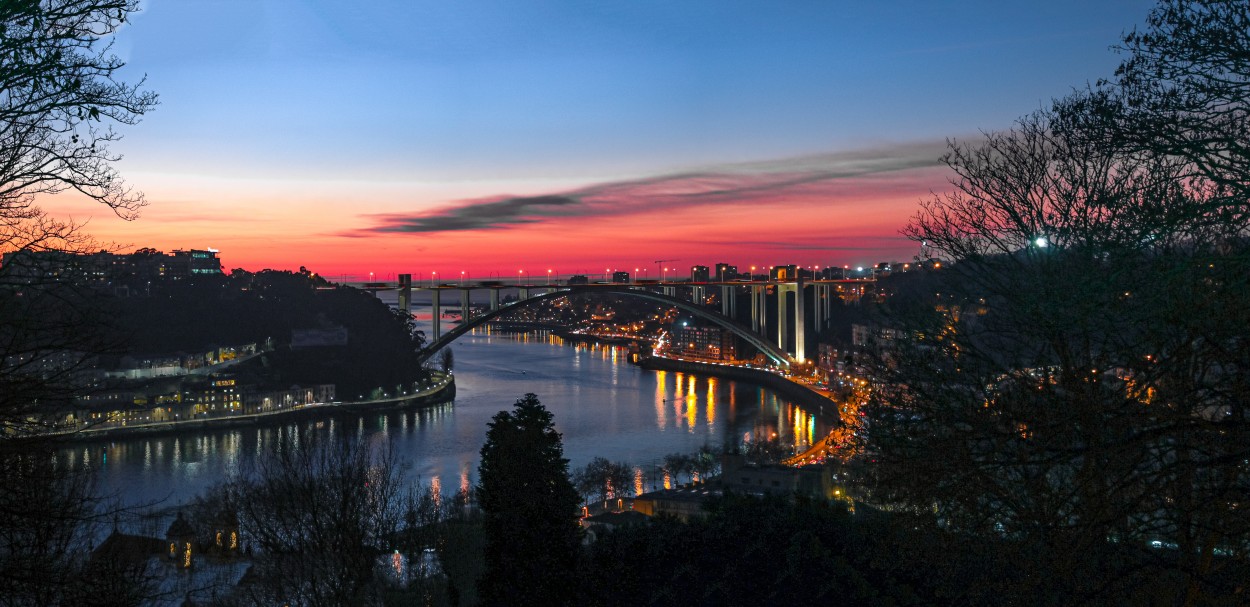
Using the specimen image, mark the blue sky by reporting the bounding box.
[70,0,1159,275]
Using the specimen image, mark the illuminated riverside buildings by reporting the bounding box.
[667,324,737,362]
[71,378,336,429]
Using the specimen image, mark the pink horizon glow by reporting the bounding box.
[32,150,951,279]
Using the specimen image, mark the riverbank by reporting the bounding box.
[633,356,839,422]
[39,373,456,443]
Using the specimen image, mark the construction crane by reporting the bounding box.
[654,259,680,281]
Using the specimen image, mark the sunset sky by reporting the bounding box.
[45,0,1157,279]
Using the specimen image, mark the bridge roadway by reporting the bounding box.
[351,277,874,364]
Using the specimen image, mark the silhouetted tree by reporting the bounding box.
[226,437,408,607]
[866,2,1250,602]
[573,457,633,505]
[0,2,157,604]
[476,394,580,607]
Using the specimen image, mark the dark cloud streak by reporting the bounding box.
[351,142,949,236]
[371,195,579,233]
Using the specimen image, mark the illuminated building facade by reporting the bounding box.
[668,324,737,361]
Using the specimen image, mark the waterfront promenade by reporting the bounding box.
[38,372,455,441]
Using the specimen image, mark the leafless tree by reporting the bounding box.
[227,436,409,607]
[865,7,1250,598]
[0,2,157,605]
[0,0,155,432]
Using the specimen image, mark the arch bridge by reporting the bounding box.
[416,285,795,368]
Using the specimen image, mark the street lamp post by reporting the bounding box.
[547,269,553,285]
[431,271,437,287]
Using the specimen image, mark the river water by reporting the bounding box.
[59,316,828,508]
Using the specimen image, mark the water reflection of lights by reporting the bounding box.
[61,326,832,507]
[706,377,717,434]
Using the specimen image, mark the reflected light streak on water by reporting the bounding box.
[61,326,830,507]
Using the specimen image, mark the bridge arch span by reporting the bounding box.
[417,286,792,367]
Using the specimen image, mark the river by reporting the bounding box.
[59,317,829,509]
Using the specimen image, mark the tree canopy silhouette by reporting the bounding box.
[866,1,1250,603]
[476,394,580,607]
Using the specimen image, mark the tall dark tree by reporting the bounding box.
[476,394,580,607]
[0,2,157,605]
[865,1,1250,603]
[0,0,156,430]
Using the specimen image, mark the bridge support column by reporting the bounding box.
[398,274,412,312]
[750,285,762,333]
[721,286,735,318]
[795,278,806,363]
[662,286,676,298]
[692,285,705,306]
[432,289,441,340]
[490,288,500,311]
[519,287,530,301]
[776,284,792,353]
[812,284,823,332]
[460,289,471,321]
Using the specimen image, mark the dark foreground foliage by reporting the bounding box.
[577,495,1247,607]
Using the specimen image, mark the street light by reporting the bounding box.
[460,270,466,286]
[518,269,525,284]
[547,269,553,285]
[431,271,438,286]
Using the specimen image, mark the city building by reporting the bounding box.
[667,323,737,361]
[715,263,738,281]
[612,271,630,283]
[632,487,719,521]
[0,247,222,286]
[690,265,710,282]
[169,249,224,277]
[719,452,836,499]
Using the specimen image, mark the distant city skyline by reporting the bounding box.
[40,0,1156,275]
